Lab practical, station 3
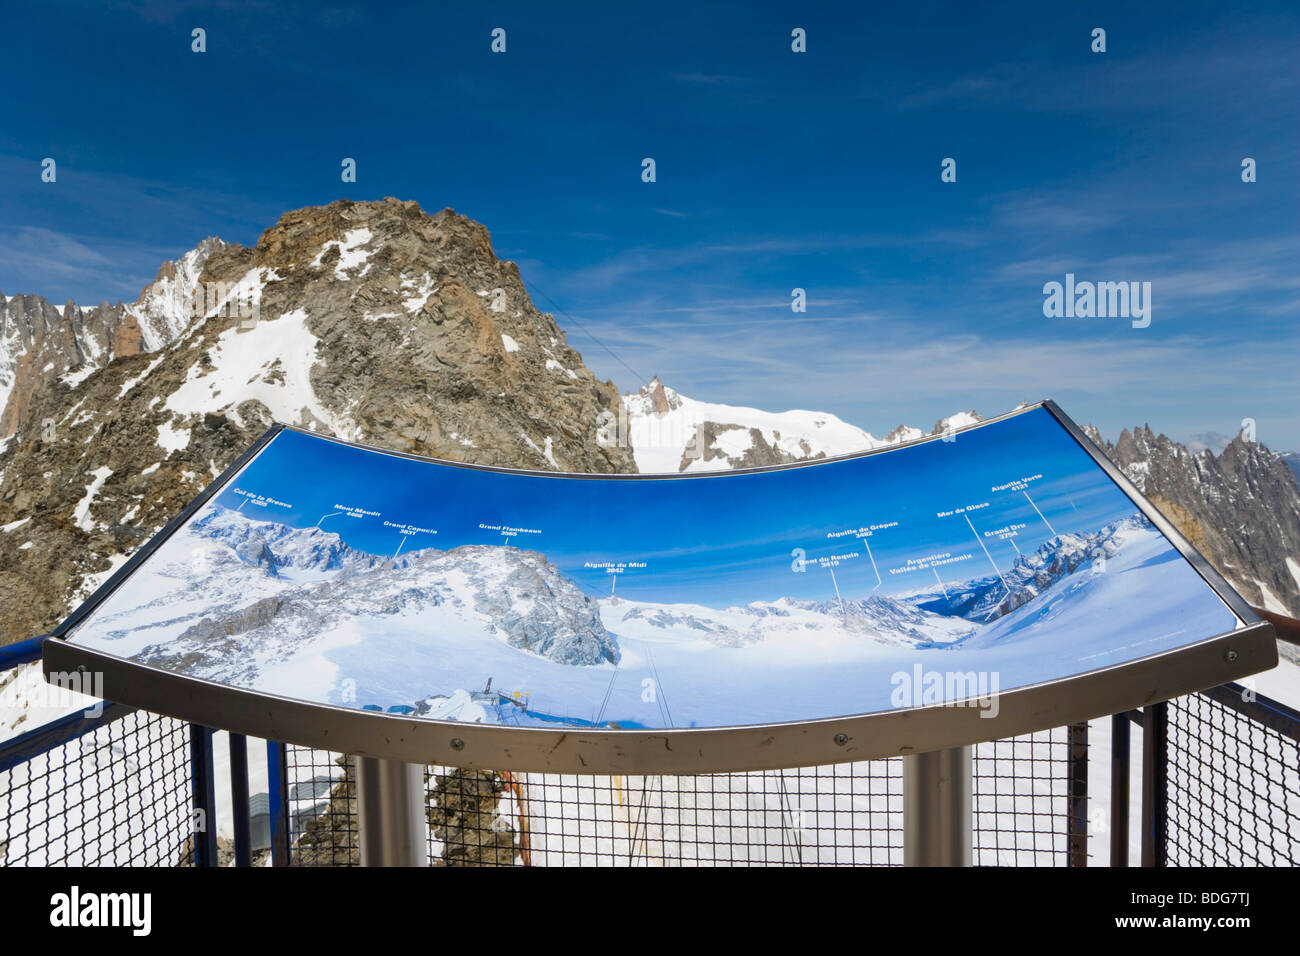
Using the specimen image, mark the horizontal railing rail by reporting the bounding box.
[1201,681,1300,741]
[0,701,135,775]
[0,634,50,671]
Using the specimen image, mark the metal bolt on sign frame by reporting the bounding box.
[355,756,429,867]
[903,746,973,866]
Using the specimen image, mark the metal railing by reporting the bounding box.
[2,636,1297,867]
[0,704,194,866]
[1164,684,1300,865]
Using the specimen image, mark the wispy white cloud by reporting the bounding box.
[890,19,1300,116]
[994,235,1300,311]
[544,229,980,292]
[0,227,176,303]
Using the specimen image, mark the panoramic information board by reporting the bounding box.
[46,402,1271,759]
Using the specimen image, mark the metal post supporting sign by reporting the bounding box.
[903,746,972,866]
[355,756,429,866]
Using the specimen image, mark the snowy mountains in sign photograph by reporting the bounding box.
[65,409,1241,729]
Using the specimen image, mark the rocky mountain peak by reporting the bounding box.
[626,376,682,416]
[0,236,229,440]
[931,411,983,435]
[0,198,635,642]
[884,424,925,443]
[177,197,635,466]
[1091,423,1300,617]
[128,236,227,351]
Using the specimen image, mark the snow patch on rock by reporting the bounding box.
[72,466,113,532]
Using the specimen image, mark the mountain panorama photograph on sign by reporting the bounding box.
[0,0,1298,891]
[66,407,1241,729]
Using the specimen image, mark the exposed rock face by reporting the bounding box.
[428,768,518,866]
[647,378,678,415]
[0,239,226,440]
[1281,451,1300,487]
[0,199,634,645]
[0,296,127,438]
[1085,424,1300,617]
[243,200,634,469]
[682,420,816,471]
[125,518,622,685]
[292,755,359,867]
[464,546,619,665]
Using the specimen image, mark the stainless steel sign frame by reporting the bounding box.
[42,400,1277,774]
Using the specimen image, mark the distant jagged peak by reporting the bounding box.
[0,233,234,439]
[126,235,230,352]
[882,411,984,445]
[1084,420,1300,616]
[884,424,925,443]
[626,376,683,416]
[930,410,983,435]
[190,506,374,576]
[620,377,885,474]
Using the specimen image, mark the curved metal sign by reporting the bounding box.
[42,402,1276,772]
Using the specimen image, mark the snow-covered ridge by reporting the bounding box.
[189,507,385,579]
[622,377,985,474]
[79,507,619,688]
[160,300,352,441]
[603,592,975,650]
[0,239,226,438]
[125,237,227,352]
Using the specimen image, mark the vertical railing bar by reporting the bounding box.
[1067,722,1089,866]
[267,741,291,867]
[1154,703,1169,867]
[188,724,219,867]
[1140,702,1168,867]
[1110,713,1130,867]
[229,732,252,867]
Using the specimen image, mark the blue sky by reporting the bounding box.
[3,1,1298,448]
[212,408,1154,606]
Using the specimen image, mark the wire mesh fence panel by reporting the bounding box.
[1165,691,1300,866]
[972,725,1083,866]
[0,711,192,866]
[461,761,906,867]
[9,696,1298,868]
[284,746,357,866]
[0,722,1089,868]
[279,739,1088,867]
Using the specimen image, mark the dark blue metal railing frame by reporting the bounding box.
[0,699,135,776]
[267,742,291,867]
[189,725,219,866]
[0,634,48,671]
